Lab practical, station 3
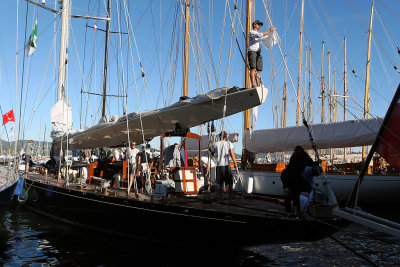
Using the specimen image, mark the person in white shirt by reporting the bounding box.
[127,142,140,196]
[211,131,238,200]
[195,154,216,185]
[248,20,277,88]
[113,148,124,161]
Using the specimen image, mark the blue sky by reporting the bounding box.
[1,0,399,153]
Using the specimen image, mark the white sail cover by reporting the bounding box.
[244,118,383,153]
[50,100,73,136]
[54,86,268,150]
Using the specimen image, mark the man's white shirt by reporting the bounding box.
[127,147,139,164]
[200,156,216,168]
[249,30,264,52]
[212,141,234,167]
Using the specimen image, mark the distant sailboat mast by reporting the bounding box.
[362,3,374,160]
[282,54,287,128]
[343,35,347,160]
[296,0,305,126]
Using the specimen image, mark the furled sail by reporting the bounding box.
[53,86,268,150]
[244,118,383,153]
[50,100,73,137]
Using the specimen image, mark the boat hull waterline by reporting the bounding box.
[20,176,339,243]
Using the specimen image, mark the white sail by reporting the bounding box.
[243,117,383,153]
[54,85,268,150]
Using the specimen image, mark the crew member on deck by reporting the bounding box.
[281,146,319,214]
[138,144,152,194]
[211,131,237,201]
[25,140,35,174]
[127,141,140,195]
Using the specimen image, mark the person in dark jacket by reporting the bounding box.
[281,146,318,213]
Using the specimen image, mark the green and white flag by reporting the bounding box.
[26,20,38,56]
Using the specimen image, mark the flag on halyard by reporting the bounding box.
[9,124,15,137]
[26,20,38,56]
[2,109,15,126]
[376,85,400,172]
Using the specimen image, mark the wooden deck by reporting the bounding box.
[23,170,292,220]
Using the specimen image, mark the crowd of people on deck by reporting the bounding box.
[20,131,332,215]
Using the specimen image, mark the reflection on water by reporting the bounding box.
[0,207,399,266]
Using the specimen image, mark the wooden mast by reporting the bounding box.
[183,0,190,97]
[334,70,337,122]
[321,41,325,123]
[343,35,348,160]
[303,45,307,113]
[101,0,111,117]
[308,47,312,123]
[282,54,287,128]
[328,51,333,161]
[296,0,305,125]
[328,51,332,124]
[362,3,374,160]
[244,0,253,131]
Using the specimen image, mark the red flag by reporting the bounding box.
[2,109,15,126]
[376,93,400,171]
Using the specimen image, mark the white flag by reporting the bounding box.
[25,20,38,56]
[251,106,258,126]
[9,124,15,136]
[261,31,280,50]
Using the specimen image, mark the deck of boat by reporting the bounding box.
[22,170,295,221]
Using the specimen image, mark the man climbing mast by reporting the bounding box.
[248,20,277,87]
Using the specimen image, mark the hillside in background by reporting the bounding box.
[0,139,51,155]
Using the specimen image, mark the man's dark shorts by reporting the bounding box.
[248,50,263,71]
[129,163,136,175]
[216,166,233,186]
[25,155,31,166]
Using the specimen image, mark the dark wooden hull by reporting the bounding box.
[0,180,18,218]
[20,178,341,244]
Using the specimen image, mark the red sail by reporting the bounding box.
[376,99,400,172]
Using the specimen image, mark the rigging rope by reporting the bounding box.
[17,1,30,149]
[346,0,399,73]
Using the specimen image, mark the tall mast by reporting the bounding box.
[362,3,374,160]
[328,51,332,123]
[321,41,325,124]
[303,45,307,113]
[101,0,111,117]
[343,35,348,160]
[296,0,305,125]
[328,51,333,162]
[244,0,254,130]
[334,70,337,122]
[282,55,287,128]
[183,0,190,97]
[308,47,312,123]
[57,0,71,101]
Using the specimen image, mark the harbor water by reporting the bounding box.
[1,206,399,266]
